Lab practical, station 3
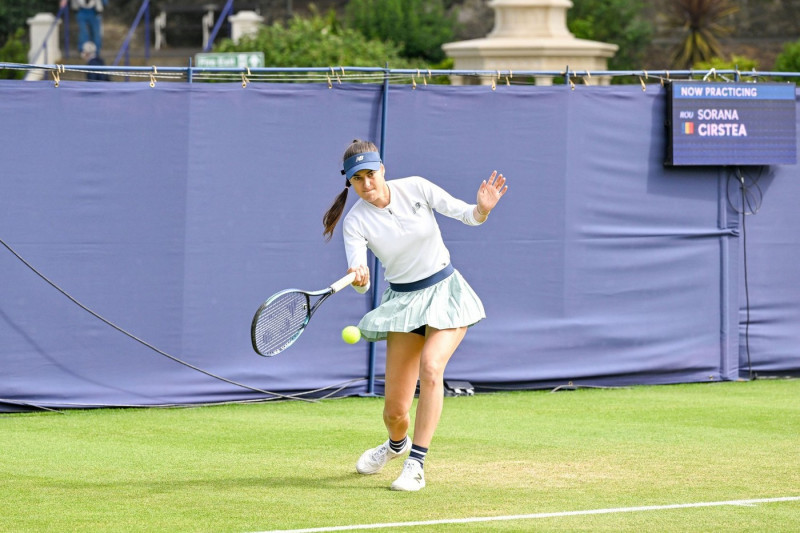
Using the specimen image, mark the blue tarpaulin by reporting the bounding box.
[1,80,798,410]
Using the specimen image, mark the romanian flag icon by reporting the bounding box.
[683,122,695,134]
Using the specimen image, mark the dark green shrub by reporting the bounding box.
[0,28,28,80]
[344,0,456,64]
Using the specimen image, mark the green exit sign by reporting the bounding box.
[195,52,265,69]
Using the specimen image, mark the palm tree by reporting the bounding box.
[666,0,739,68]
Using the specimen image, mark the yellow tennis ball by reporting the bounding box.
[341,325,361,344]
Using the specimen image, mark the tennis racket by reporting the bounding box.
[251,272,356,356]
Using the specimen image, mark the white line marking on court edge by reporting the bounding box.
[256,497,800,533]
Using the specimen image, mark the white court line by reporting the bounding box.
[257,496,800,533]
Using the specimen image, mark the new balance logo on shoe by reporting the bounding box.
[390,459,426,491]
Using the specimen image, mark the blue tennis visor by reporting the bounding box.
[342,151,382,180]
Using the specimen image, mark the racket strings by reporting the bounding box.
[253,292,310,355]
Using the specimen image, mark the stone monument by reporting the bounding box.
[443,0,618,85]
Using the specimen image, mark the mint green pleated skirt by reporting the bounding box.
[357,269,486,342]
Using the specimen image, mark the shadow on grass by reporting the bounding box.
[44,471,387,493]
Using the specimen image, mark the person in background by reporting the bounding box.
[60,0,107,54]
[322,139,508,491]
[81,41,109,81]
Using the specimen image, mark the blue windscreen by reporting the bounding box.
[1,80,798,410]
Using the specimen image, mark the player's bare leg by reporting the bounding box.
[412,326,466,447]
[391,326,466,491]
[355,331,423,475]
[383,331,425,439]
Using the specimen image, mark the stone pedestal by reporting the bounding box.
[443,0,617,85]
[228,11,264,44]
[27,12,62,64]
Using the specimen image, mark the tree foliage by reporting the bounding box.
[215,8,414,71]
[666,0,739,69]
[344,0,456,64]
[775,40,800,72]
[774,39,800,83]
[567,0,653,76]
[693,54,757,77]
[0,0,53,45]
[0,28,28,80]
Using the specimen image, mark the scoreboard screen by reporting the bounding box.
[665,81,797,166]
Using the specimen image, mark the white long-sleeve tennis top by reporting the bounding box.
[342,176,484,293]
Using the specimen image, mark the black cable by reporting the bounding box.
[2,378,369,413]
[0,398,63,414]
[0,237,318,403]
[734,167,756,380]
[726,165,763,215]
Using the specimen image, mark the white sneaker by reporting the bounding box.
[356,438,411,475]
[390,459,426,491]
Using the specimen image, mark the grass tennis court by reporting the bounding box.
[2,379,799,532]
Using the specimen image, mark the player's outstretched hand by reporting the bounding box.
[476,171,508,217]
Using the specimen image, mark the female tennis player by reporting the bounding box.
[323,139,507,491]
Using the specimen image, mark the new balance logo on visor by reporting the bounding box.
[343,151,382,180]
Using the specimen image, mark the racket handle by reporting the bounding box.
[330,272,357,293]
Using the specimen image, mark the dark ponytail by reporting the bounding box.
[322,181,350,241]
[322,139,380,241]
